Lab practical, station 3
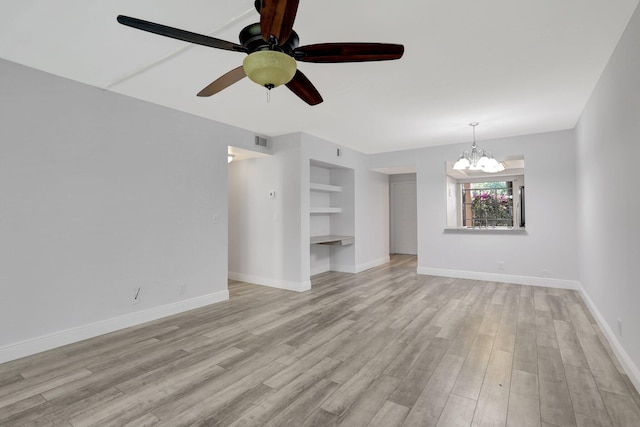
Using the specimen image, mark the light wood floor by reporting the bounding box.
[1,255,639,426]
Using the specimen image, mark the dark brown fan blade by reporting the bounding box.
[294,43,404,63]
[259,0,299,45]
[117,15,246,53]
[285,70,323,105]
[197,66,247,97]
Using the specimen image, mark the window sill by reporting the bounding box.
[444,227,527,235]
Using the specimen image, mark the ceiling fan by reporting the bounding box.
[117,0,404,105]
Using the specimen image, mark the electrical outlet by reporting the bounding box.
[498,261,505,270]
[269,190,276,199]
[178,284,187,296]
[132,287,141,305]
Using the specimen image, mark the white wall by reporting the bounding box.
[575,3,640,388]
[370,129,579,288]
[228,135,306,291]
[445,175,458,227]
[301,134,390,275]
[229,132,390,289]
[0,59,251,362]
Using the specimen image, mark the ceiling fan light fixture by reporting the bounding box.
[242,51,297,88]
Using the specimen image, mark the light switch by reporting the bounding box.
[269,190,276,199]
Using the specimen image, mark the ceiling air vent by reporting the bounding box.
[254,136,268,148]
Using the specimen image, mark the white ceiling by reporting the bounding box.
[1,0,638,154]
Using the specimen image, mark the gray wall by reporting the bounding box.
[369,129,579,288]
[228,135,306,290]
[0,59,253,360]
[228,132,390,289]
[576,2,640,384]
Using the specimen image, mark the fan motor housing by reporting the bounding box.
[239,23,299,55]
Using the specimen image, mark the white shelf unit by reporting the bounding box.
[309,182,342,193]
[310,235,354,246]
[309,160,355,276]
[310,207,342,214]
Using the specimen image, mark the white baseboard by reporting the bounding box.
[355,256,391,273]
[331,256,391,274]
[577,284,640,394]
[0,290,229,364]
[417,267,580,290]
[229,272,311,292]
[330,264,356,274]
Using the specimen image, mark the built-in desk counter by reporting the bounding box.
[310,235,355,246]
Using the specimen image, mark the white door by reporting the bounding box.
[390,181,417,255]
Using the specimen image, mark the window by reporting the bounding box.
[445,157,525,229]
[462,182,514,227]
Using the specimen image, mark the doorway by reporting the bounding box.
[390,175,417,255]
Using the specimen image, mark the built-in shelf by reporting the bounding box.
[310,235,355,246]
[310,207,342,214]
[310,182,342,193]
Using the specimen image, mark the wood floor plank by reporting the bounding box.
[477,303,504,337]
[402,353,465,426]
[554,319,589,370]
[122,412,160,427]
[263,379,339,427]
[517,295,536,324]
[229,357,341,427]
[0,394,47,421]
[507,369,540,427]
[0,368,92,409]
[156,363,284,426]
[494,295,519,353]
[321,337,406,415]
[471,349,513,427]
[388,337,451,408]
[599,390,640,427]
[151,347,294,423]
[534,288,551,311]
[10,386,124,426]
[538,346,577,427]
[548,294,571,321]
[451,333,494,401]
[369,400,410,427]
[447,314,484,358]
[337,375,400,427]
[513,321,537,375]
[0,255,637,426]
[563,364,612,426]
[194,384,276,427]
[300,408,339,427]
[536,309,560,349]
[435,394,477,427]
[113,346,243,394]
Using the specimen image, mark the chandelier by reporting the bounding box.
[453,122,505,173]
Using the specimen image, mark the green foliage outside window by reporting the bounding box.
[465,182,513,227]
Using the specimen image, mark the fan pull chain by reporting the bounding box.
[265,83,274,103]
